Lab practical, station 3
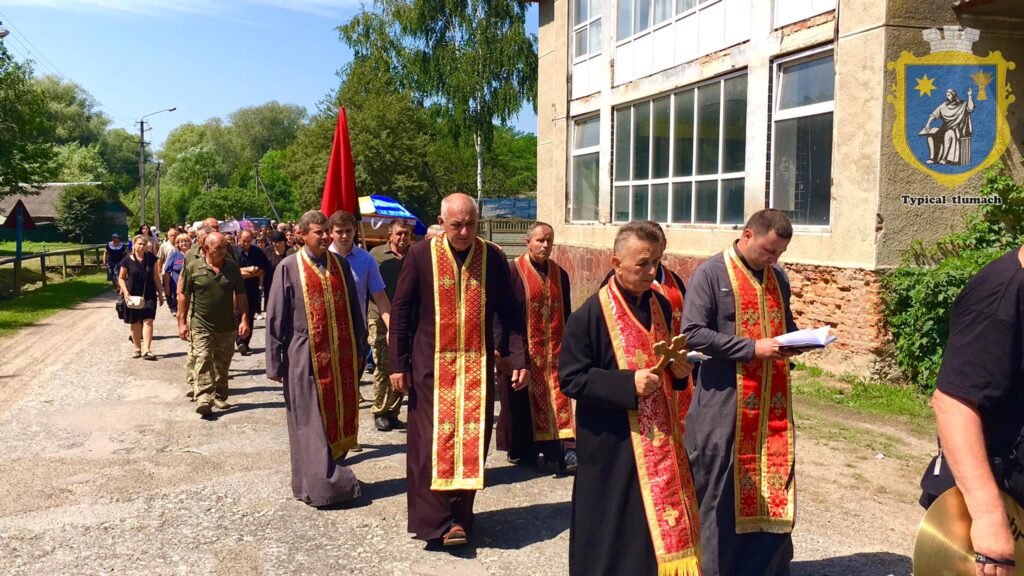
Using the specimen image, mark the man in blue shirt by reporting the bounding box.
[328,211,392,413]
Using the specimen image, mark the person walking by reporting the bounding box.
[368,220,412,431]
[103,233,127,288]
[262,230,293,316]
[163,234,191,319]
[118,234,164,360]
[235,229,269,356]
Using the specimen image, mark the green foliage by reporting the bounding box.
[185,187,266,223]
[229,102,307,163]
[0,45,57,201]
[55,184,110,243]
[166,145,228,192]
[32,75,110,146]
[257,150,296,219]
[882,163,1024,391]
[54,143,110,183]
[98,128,144,196]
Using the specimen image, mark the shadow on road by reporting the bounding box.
[473,501,570,550]
[229,368,271,378]
[207,401,286,419]
[158,351,187,359]
[344,442,406,467]
[228,384,281,396]
[791,552,911,576]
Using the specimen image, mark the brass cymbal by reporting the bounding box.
[913,487,1024,576]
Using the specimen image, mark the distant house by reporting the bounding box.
[0,183,128,243]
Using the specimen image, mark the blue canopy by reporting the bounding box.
[359,195,427,235]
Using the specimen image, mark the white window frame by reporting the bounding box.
[612,71,747,226]
[615,0,719,45]
[569,115,602,223]
[572,0,603,63]
[774,0,836,29]
[769,46,835,229]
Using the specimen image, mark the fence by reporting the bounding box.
[0,244,106,299]
[478,219,534,259]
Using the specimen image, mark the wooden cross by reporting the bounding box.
[652,334,688,371]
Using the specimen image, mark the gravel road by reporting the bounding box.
[0,293,925,575]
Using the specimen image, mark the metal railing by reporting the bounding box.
[0,244,106,298]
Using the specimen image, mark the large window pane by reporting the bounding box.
[574,0,588,25]
[672,182,692,223]
[652,96,671,179]
[722,76,747,173]
[632,184,650,220]
[590,19,603,53]
[721,179,745,224]
[614,108,632,182]
[697,84,721,175]
[617,0,633,40]
[677,0,696,12]
[574,29,588,59]
[635,0,652,34]
[633,102,651,180]
[572,153,600,221]
[655,0,672,24]
[673,90,694,177]
[651,183,669,223]
[778,56,835,110]
[614,186,631,222]
[773,113,833,226]
[574,117,600,149]
[590,0,601,20]
[695,180,717,223]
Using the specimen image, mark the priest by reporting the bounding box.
[496,222,576,472]
[682,209,800,576]
[265,210,366,508]
[559,220,700,576]
[389,193,527,547]
[601,221,686,332]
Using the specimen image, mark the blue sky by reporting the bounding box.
[0,1,539,152]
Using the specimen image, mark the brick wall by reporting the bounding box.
[551,244,886,375]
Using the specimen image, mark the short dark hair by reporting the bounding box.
[298,210,329,234]
[389,219,413,232]
[645,221,666,244]
[329,210,357,231]
[270,230,287,243]
[527,221,554,239]
[744,209,793,240]
[613,221,663,255]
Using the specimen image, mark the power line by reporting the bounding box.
[0,10,67,79]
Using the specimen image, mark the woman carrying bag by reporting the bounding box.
[118,234,164,359]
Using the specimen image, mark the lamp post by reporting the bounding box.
[137,106,176,230]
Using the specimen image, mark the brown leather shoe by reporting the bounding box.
[212,398,233,410]
[442,524,468,547]
[195,402,212,417]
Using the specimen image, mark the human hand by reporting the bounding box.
[391,372,411,393]
[178,322,190,342]
[511,369,528,392]
[239,321,252,340]
[754,338,799,361]
[971,509,1017,576]
[634,369,661,397]
[669,360,694,380]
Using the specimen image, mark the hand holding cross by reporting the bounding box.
[652,334,688,371]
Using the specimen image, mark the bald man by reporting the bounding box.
[389,193,527,547]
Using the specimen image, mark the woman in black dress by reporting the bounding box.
[117,234,164,359]
[102,233,127,288]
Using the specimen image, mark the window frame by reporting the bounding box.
[768,46,835,230]
[572,0,603,63]
[612,71,747,227]
[569,114,603,223]
[615,0,719,46]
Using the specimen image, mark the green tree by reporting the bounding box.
[159,122,208,170]
[99,128,146,196]
[282,114,335,216]
[230,102,307,164]
[257,149,296,219]
[166,145,228,192]
[185,186,265,222]
[0,44,57,201]
[55,184,109,242]
[54,142,111,183]
[33,75,110,146]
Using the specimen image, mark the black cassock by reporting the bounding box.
[558,282,685,576]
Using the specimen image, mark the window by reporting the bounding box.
[613,74,746,225]
[775,0,836,29]
[770,51,834,226]
[573,0,602,60]
[617,0,717,41]
[571,116,601,222]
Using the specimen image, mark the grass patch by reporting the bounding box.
[0,241,92,257]
[792,376,932,419]
[0,273,111,337]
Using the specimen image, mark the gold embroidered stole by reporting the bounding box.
[724,245,795,534]
[514,254,575,441]
[652,266,685,334]
[600,281,701,576]
[431,236,488,491]
[296,250,359,459]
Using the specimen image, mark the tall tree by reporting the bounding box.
[0,44,56,201]
[98,128,146,196]
[33,75,110,146]
[340,2,537,200]
[55,184,109,242]
[54,142,111,183]
[229,102,307,164]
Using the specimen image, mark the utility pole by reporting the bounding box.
[154,162,162,232]
[138,119,147,227]
[253,161,282,221]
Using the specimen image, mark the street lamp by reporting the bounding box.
[0,21,10,40]
[137,107,176,231]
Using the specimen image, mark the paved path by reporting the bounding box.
[0,293,921,575]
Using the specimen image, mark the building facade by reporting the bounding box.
[536,0,1024,374]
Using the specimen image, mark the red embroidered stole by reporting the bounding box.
[653,266,684,334]
[724,245,795,534]
[295,249,359,459]
[514,254,575,441]
[431,236,488,491]
[600,281,701,576]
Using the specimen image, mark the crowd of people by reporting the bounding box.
[93,193,1022,576]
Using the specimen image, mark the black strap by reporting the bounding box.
[976,553,1016,567]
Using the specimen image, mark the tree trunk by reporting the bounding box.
[474,131,484,201]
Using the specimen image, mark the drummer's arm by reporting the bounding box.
[933,389,1016,568]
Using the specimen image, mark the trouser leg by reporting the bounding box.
[192,329,234,404]
[369,318,402,417]
[211,331,235,401]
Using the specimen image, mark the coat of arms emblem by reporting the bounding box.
[887,27,1015,188]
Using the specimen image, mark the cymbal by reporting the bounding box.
[913,487,1024,576]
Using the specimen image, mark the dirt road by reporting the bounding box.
[0,294,930,575]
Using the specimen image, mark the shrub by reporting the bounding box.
[54,184,109,243]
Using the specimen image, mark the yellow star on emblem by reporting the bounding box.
[914,74,937,97]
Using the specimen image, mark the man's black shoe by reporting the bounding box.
[387,416,406,430]
[374,416,391,431]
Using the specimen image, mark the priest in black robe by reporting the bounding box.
[559,221,699,576]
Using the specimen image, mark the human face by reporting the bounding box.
[389,224,412,254]
[239,231,253,251]
[176,236,191,251]
[526,226,554,264]
[302,223,330,257]
[439,201,478,252]
[167,229,178,243]
[133,239,148,258]
[612,237,662,296]
[206,236,228,264]
[331,223,356,254]
[738,229,790,270]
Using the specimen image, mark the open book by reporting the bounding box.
[774,326,837,351]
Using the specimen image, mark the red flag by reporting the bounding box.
[321,107,358,217]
